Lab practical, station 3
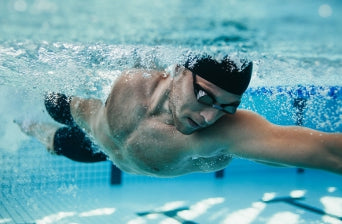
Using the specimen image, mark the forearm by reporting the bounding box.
[213,110,342,175]
[274,128,342,174]
[233,125,342,175]
[272,128,342,174]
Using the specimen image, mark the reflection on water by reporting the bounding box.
[0,0,341,88]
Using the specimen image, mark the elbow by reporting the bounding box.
[328,146,342,175]
[318,137,342,175]
[328,134,342,174]
[305,150,342,175]
[334,162,342,175]
[322,155,342,175]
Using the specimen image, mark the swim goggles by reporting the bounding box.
[192,73,240,114]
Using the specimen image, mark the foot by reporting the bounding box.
[14,120,60,154]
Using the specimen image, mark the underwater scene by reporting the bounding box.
[0,0,342,223]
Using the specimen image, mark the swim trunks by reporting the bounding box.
[45,92,107,162]
[54,126,107,162]
[44,92,75,126]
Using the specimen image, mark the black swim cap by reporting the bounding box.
[183,55,253,95]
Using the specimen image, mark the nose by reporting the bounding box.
[199,108,222,126]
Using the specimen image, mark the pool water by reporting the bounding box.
[0,0,342,223]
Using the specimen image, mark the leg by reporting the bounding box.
[45,92,103,134]
[16,120,107,163]
[69,96,104,134]
[53,126,107,163]
[15,120,59,153]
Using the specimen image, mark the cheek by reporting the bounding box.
[170,84,186,110]
[170,76,201,115]
[172,93,195,115]
[169,88,188,123]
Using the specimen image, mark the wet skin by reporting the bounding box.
[69,66,342,177]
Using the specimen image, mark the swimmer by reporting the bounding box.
[18,55,342,177]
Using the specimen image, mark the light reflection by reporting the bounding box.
[159,201,186,211]
[36,211,76,224]
[0,218,12,224]
[290,190,306,198]
[178,197,225,219]
[36,207,116,224]
[262,192,276,202]
[266,212,299,224]
[127,217,147,224]
[145,213,158,220]
[14,0,27,12]
[79,207,116,217]
[320,196,342,224]
[322,216,342,224]
[221,202,266,224]
[132,198,224,223]
[327,187,337,193]
[160,218,182,224]
[209,207,230,221]
[318,4,333,18]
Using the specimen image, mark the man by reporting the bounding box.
[18,55,342,177]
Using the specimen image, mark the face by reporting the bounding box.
[169,67,242,135]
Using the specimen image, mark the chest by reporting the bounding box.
[121,122,231,176]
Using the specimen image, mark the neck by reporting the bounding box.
[148,73,173,116]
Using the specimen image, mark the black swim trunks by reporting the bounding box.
[44,92,75,126]
[45,92,107,163]
[53,126,107,162]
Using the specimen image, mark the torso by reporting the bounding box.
[98,69,232,177]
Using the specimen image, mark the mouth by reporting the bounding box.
[187,117,200,129]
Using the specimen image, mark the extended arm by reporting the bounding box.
[215,110,342,174]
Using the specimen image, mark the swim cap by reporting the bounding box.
[183,55,253,95]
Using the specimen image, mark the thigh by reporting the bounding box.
[53,126,107,163]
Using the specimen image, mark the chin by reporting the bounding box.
[171,109,196,135]
[175,123,195,135]
[179,128,194,135]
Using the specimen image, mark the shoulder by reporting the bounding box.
[108,69,162,99]
[118,69,164,83]
[236,110,269,123]
[225,110,275,139]
[201,110,271,135]
[214,110,282,153]
[190,110,274,151]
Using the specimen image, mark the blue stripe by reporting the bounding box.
[246,86,342,99]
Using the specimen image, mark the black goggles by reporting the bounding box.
[192,73,240,114]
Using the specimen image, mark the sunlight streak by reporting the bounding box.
[178,197,225,220]
[267,212,300,224]
[221,202,266,224]
[290,190,306,198]
[79,207,116,217]
[0,218,12,224]
[36,212,76,224]
[320,196,342,224]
